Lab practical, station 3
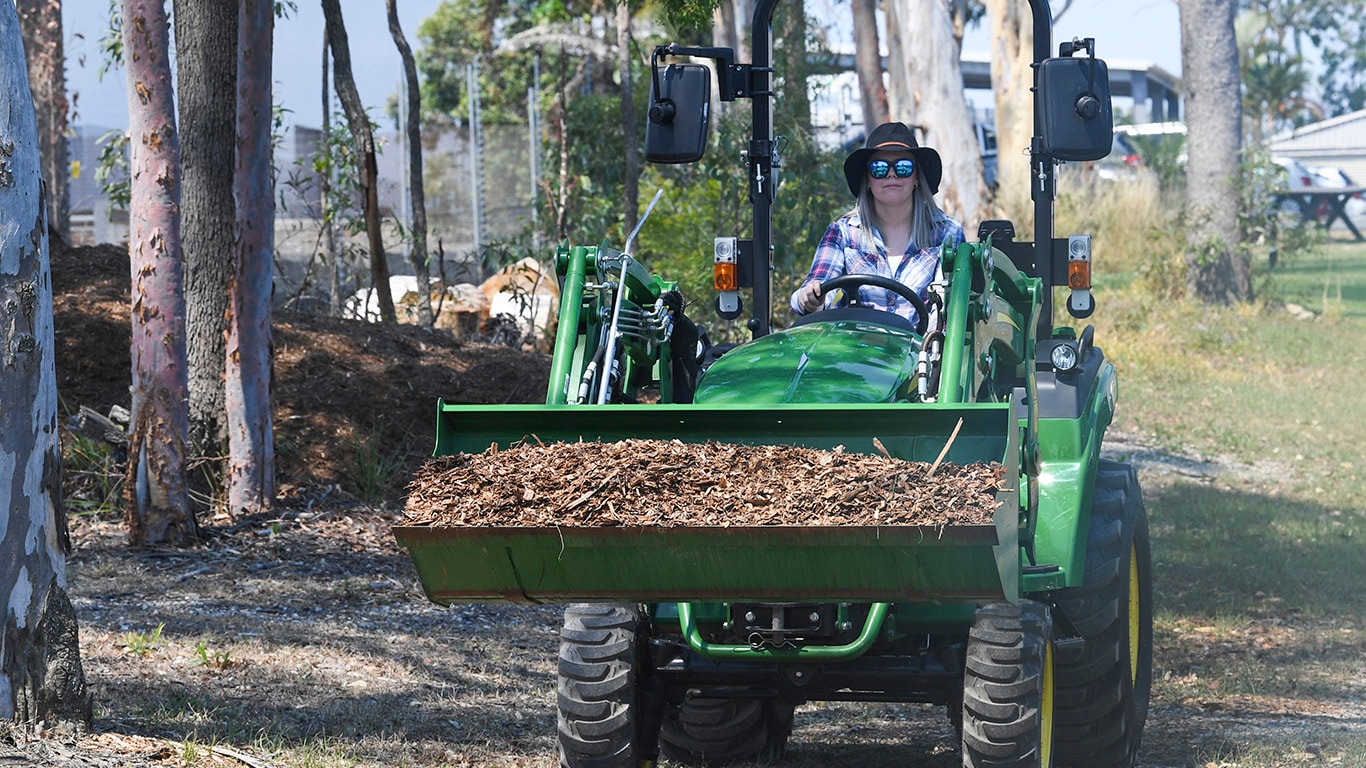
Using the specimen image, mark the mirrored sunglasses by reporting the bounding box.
[868,158,915,179]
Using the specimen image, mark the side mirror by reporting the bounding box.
[645,63,711,164]
[1038,40,1113,161]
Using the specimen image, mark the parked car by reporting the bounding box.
[1085,133,1145,181]
[1309,164,1366,223]
[1270,156,1327,220]
[1272,156,1316,190]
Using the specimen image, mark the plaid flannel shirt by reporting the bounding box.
[790,210,966,327]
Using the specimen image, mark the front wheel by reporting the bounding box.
[1052,461,1153,767]
[962,600,1055,768]
[557,604,645,768]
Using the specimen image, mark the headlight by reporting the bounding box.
[1050,343,1078,372]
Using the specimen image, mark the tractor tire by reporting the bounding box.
[557,604,645,768]
[1052,461,1153,768]
[660,696,795,766]
[962,600,1055,768]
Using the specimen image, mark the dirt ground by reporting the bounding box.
[3,242,1362,767]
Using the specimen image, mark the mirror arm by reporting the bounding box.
[656,43,769,102]
[1055,37,1104,122]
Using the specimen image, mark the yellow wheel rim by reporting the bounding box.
[1128,542,1140,687]
[1041,640,1055,767]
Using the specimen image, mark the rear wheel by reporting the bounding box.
[557,604,644,768]
[962,600,1055,768]
[660,697,794,765]
[1052,461,1153,767]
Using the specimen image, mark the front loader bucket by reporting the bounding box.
[394,400,1021,604]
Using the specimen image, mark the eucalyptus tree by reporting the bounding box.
[388,0,434,326]
[882,0,988,225]
[1,2,90,732]
[15,0,70,241]
[227,0,277,514]
[323,0,395,323]
[121,0,196,544]
[850,0,888,129]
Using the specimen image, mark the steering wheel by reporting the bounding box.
[818,274,929,335]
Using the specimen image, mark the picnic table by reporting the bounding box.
[1274,186,1366,241]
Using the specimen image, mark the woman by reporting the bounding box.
[790,122,965,328]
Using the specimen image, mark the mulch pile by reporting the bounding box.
[402,439,1005,527]
[50,237,551,498]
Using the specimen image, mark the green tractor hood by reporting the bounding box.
[694,318,921,405]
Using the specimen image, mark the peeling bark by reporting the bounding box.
[226,0,276,515]
[883,0,988,225]
[121,0,196,546]
[986,0,1033,225]
[15,0,69,242]
[0,3,89,731]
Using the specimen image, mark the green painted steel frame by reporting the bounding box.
[1026,361,1118,591]
[544,243,675,406]
[677,601,891,661]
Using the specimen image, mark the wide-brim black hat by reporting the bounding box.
[843,121,943,197]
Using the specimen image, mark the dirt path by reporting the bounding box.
[4,437,1355,767]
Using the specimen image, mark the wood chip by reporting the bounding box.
[401,439,1005,528]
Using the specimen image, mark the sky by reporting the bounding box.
[61,0,1183,132]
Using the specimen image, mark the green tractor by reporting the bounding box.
[394,0,1152,765]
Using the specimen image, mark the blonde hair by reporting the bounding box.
[852,173,946,252]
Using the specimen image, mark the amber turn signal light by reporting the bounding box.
[714,262,738,291]
[1067,260,1091,290]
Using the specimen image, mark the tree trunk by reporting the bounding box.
[387,0,432,325]
[735,0,754,64]
[322,32,341,316]
[122,0,196,545]
[16,0,69,243]
[885,0,989,226]
[0,5,90,732]
[777,0,810,132]
[322,0,395,323]
[617,1,639,239]
[713,0,738,51]
[850,0,888,130]
[227,0,276,515]
[986,0,1032,226]
[882,0,913,127]
[1179,0,1249,303]
[554,50,571,241]
[173,0,237,504]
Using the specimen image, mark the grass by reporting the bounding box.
[122,623,165,657]
[64,433,125,518]
[1273,240,1366,318]
[348,424,411,502]
[1094,243,1366,477]
[1088,240,1366,766]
